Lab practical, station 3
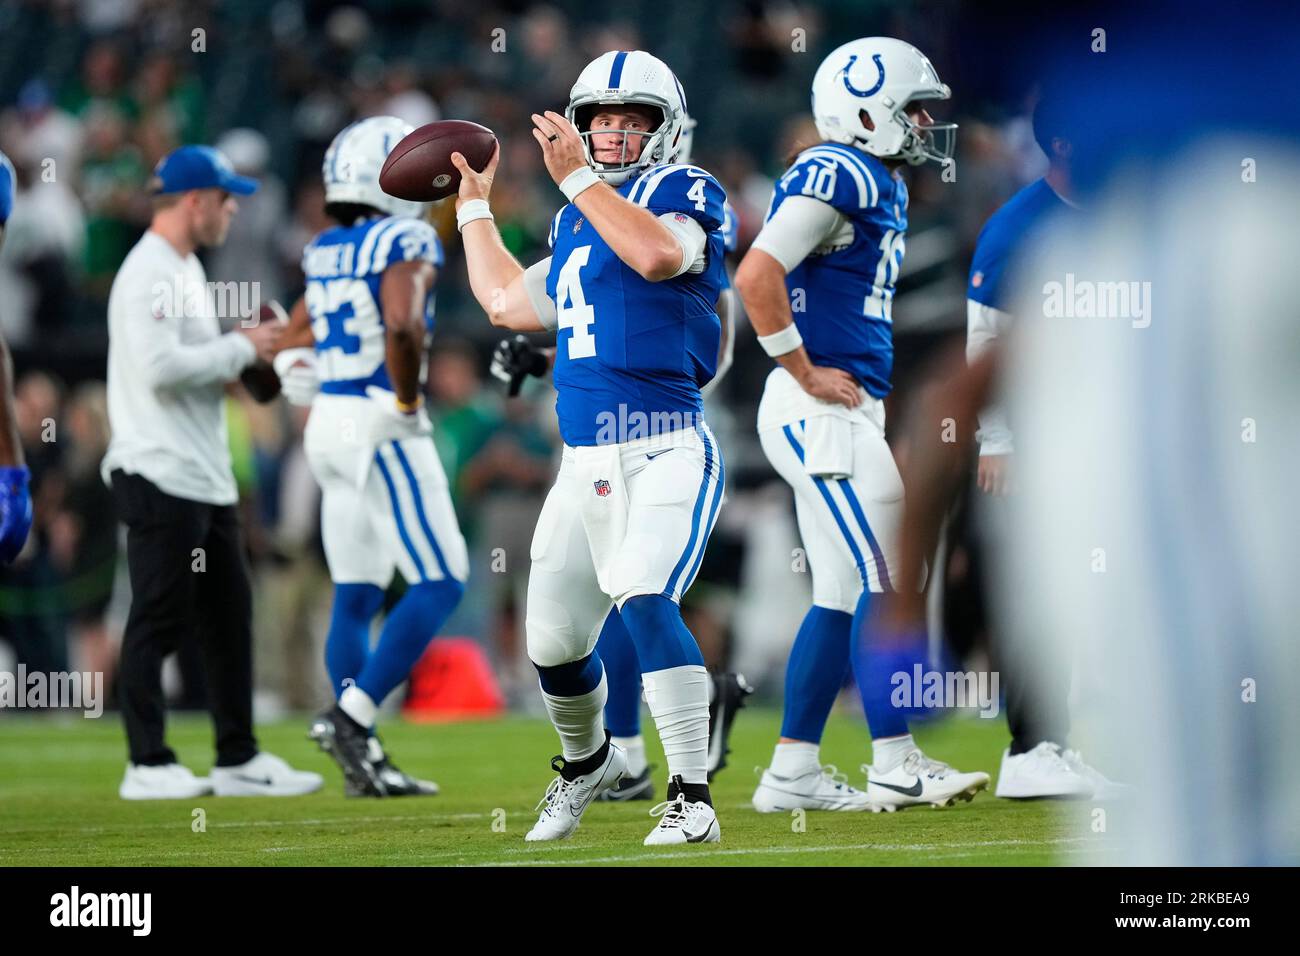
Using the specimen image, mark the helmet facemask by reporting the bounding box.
[896,105,957,166]
[568,97,675,184]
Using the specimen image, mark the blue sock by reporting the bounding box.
[596,608,642,737]
[326,583,385,698]
[780,606,853,742]
[355,577,465,705]
[618,594,705,672]
[533,650,605,696]
[850,587,923,739]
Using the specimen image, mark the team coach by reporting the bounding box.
[102,145,321,799]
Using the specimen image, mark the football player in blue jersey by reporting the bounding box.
[271,118,470,797]
[591,113,752,800]
[735,38,989,812]
[0,149,32,566]
[452,51,729,845]
[490,159,751,802]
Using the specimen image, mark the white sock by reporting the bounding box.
[339,685,377,729]
[771,741,820,777]
[541,673,608,762]
[612,735,647,776]
[642,665,710,785]
[871,733,916,773]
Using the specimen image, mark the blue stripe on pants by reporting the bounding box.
[662,425,715,599]
[388,441,453,580]
[836,478,892,591]
[782,424,868,585]
[374,449,428,582]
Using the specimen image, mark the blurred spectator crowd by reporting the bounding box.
[0,0,1049,718]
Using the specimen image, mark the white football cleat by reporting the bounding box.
[752,764,872,812]
[1061,747,1130,801]
[644,795,721,845]
[995,742,1093,799]
[525,744,626,842]
[210,751,324,797]
[863,750,989,811]
[119,762,213,800]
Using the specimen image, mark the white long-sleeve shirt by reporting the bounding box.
[965,298,1015,455]
[101,230,257,505]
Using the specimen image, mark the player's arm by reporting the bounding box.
[734,196,860,408]
[529,111,686,282]
[379,259,435,409]
[129,282,279,389]
[0,334,21,468]
[967,297,1015,494]
[884,344,1000,629]
[449,146,552,331]
[274,296,314,352]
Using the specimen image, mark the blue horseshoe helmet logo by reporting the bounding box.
[840,53,886,98]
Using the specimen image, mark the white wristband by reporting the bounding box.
[456,199,494,232]
[758,324,804,357]
[559,166,601,202]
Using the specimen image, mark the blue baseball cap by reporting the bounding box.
[149,145,259,196]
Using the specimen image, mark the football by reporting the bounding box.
[379,119,497,202]
[238,299,289,403]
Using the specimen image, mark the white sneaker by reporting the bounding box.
[752,764,872,812]
[644,795,721,845]
[210,751,324,797]
[863,750,989,811]
[1061,748,1130,800]
[525,744,626,842]
[119,763,213,800]
[995,742,1093,799]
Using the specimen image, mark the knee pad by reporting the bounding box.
[810,560,866,614]
[526,594,585,669]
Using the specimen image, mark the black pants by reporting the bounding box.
[111,470,258,767]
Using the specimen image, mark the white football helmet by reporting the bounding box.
[323,115,426,219]
[566,50,687,185]
[811,37,956,166]
[676,113,698,165]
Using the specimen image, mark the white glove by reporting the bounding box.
[364,385,432,444]
[272,348,320,407]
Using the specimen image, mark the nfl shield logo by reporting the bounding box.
[593,479,611,497]
[573,217,584,234]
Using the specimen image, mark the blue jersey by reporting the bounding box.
[0,150,14,226]
[718,199,738,290]
[968,178,1071,312]
[766,142,907,398]
[301,215,443,395]
[546,163,728,446]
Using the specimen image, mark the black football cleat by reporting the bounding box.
[357,737,439,798]
[707,672,754,781]
[596,763,656,801]
[308,705,386,797]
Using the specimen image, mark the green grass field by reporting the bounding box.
[0,709,1113,866]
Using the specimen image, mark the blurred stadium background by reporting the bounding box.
[0,0,1056,720]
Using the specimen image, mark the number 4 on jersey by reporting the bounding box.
[556,245,596,359]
